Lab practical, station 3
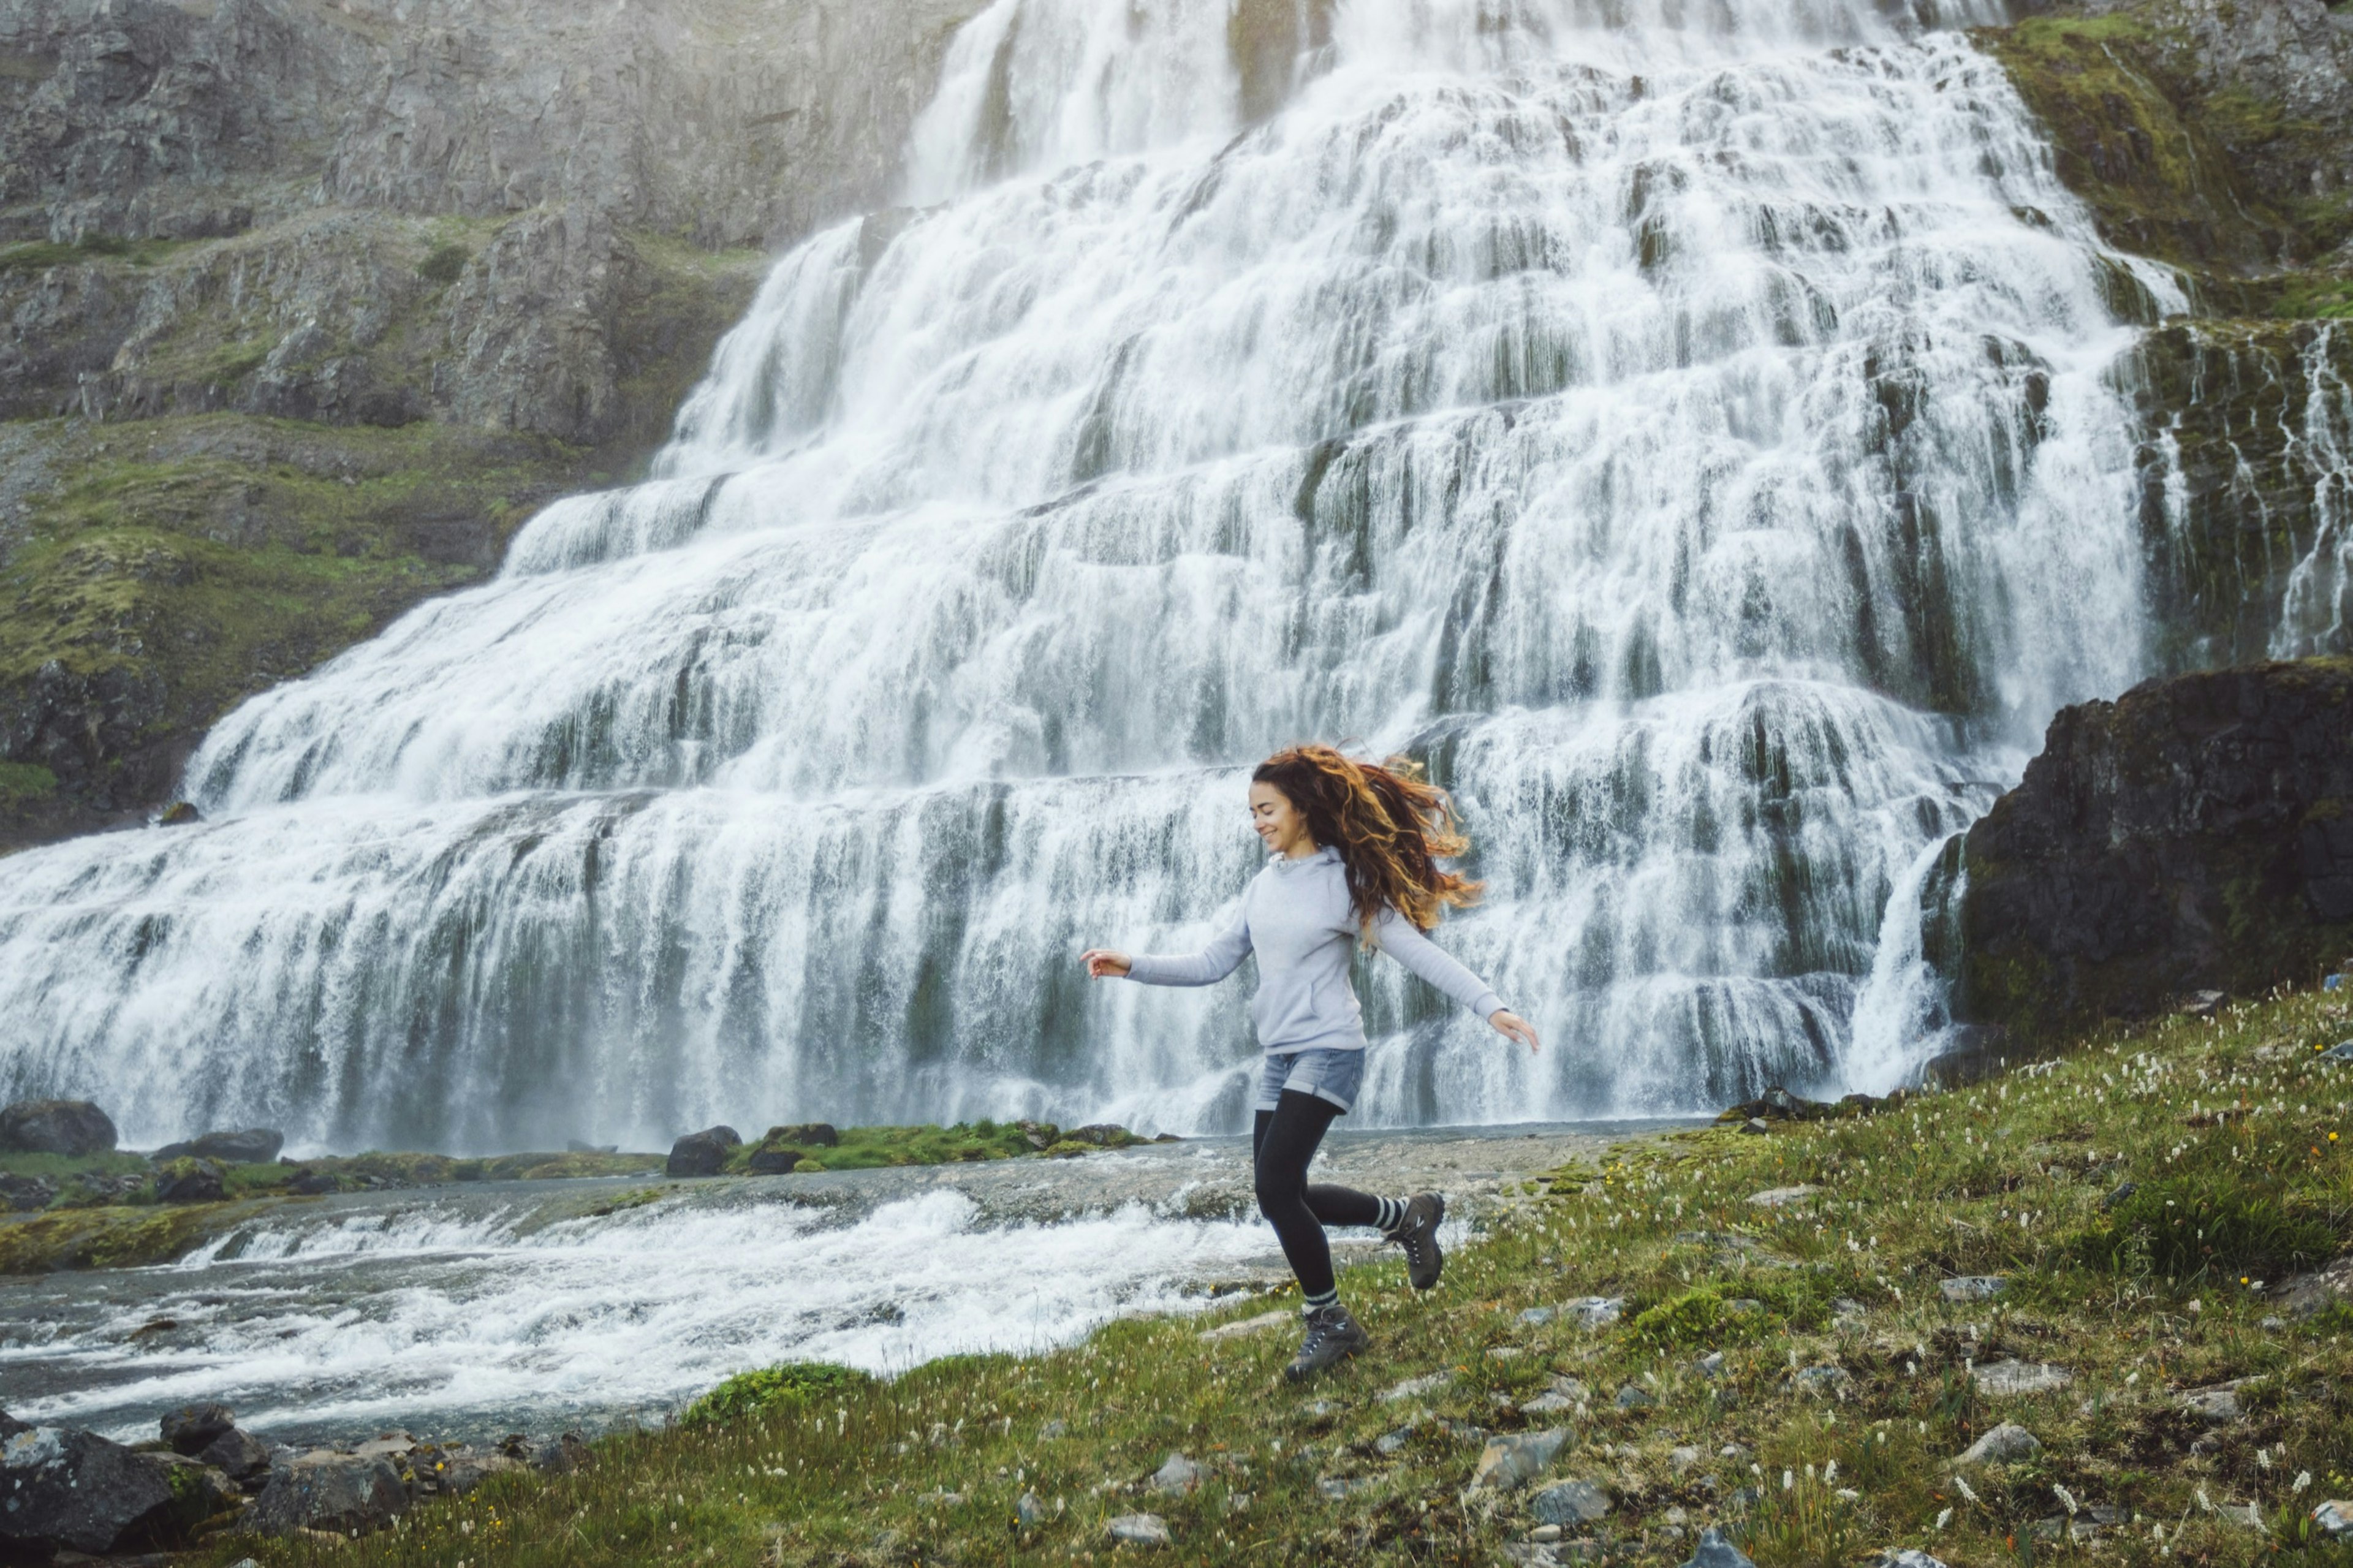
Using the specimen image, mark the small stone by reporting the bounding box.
[1832,1297,1867,1319]
[1957,1423,2041,1464]
[1972,1360,2072,1396]
[2099,1181,2138,1211]
[2180,1385,2243,1423]
[1520,1306,1557,1325]
[1567,1296,1623,1328]
[2215,1502,2262,1529]
[1548,1376,1591,1401]
[195,1426,271,1482]
[1680,1526,1757,1568]
[1487,1346,1525,1361]
[1793,1365,1853,1396]
[1039,1419,1069,1439]
[1375,1426,1415,1455]
[161,1402,237,1456]
[1296,1399,1341,1420]
[1614,1383,1655,1410]
[2178,990,2226,1018]
[1530,1524,1564,1542]
[2311,1501,2353,1539]
[1148,1452,1200,1494]
[1226,1492,1252,1514]
[1199,1309,1292,1343]
[1468,1428,1569,1493]
[1747,1185,1822,1207]
[1016,1490,1045,1525]
[2260,1316,2286,1330]
[1107,1512,1172,1545]
[1530,1477,1611,1524]
[1738,1118,1769,1135]
[1695,1352,1727,1378]
[1939,1276,2006,1303]
[1868,1550,1950,1568]
[1317,1474,1374,1499]
[1671,1445,1702,1473]
[1380,1371,1453,1403]
[0,1173,55,1211]
[1518,1392,1578,1415]
[2316,1040,2353,1062]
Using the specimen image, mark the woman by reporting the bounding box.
[1083,744,1539,1380]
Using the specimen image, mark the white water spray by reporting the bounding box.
[0,0,2190,1148]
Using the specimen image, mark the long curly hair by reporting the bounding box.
[1251,744,1482,938]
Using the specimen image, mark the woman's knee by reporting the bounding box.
[1254,1157,1303,1216]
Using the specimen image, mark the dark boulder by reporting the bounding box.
[158,800,200,825]
[0,1424,177,1556]
[1920,1024,2012,1089]
[0,1097,117,1155]
[745,1143,805,1175]
[161,1402,237,1455]
[155,1158,227,1203]
[666,1125,741,1177]
[0,1172,56,1211]
[287,1167,343,1195]
[154,1128,284,1165]
[1066,1124,1138,1147]
[1961,659,2353,1041]
[242,1450,407,1536]
[763,1121,839,1148]
[139,1448,243,1526]
[196,1426,272,1483]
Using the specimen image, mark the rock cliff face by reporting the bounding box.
[1959,658,2353,1040]
[0,0,985,848]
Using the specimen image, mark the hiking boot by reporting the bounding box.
[1387,1191,1446,1290]
[1283,1302,1369,1381]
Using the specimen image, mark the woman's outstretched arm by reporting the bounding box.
[1083,904,1251,985]
[1369,906,1539,1052]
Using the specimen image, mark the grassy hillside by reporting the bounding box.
[196,981,2353,1567]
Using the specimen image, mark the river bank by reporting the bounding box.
[129,979,2352,1567]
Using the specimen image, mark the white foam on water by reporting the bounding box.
[1,1190,1273,1443]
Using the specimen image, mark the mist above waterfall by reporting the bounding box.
[0,0,2194,1152]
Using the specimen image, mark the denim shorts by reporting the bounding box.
[1255,1047,1365,1114]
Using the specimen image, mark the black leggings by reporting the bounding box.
[1252,1089,1382,1300]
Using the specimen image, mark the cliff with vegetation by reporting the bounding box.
[1982,0,2353,669]
[0,0,984,848]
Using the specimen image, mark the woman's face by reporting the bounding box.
[1248,781,1313,857]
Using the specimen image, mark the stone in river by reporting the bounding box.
[161,1402,238,1455]
[197,1426,273,1482]
[665,1126,741,1176]
[243,1451,409,1536]
[0,1425,176,1556]
[0,1098,116,1155]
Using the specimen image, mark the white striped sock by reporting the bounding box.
[1303,1287,1339,1313]
[1375,1196,1404,1232]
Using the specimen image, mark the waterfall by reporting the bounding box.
[0,0,2190,1152]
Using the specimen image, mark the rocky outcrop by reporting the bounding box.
[667,1124,741,1176]
[0,0,991,852]
[0,1095,116,1153]
[154,1126,282,1164]
[1,0,986,249]
[1959,658,2353,1039]
[0,1424,178,1556]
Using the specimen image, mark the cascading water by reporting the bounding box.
[0,0,2190,1153]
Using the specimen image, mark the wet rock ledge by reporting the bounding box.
[0,1399,581,1558]
[1959,657,2353,1041]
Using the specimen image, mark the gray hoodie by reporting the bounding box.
[1124,845,1506,1053]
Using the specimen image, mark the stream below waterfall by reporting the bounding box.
[0,1121,1678,1444]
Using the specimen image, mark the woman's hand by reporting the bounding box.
[1082,949,1132,979]
[1488,1009,1539,1053]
